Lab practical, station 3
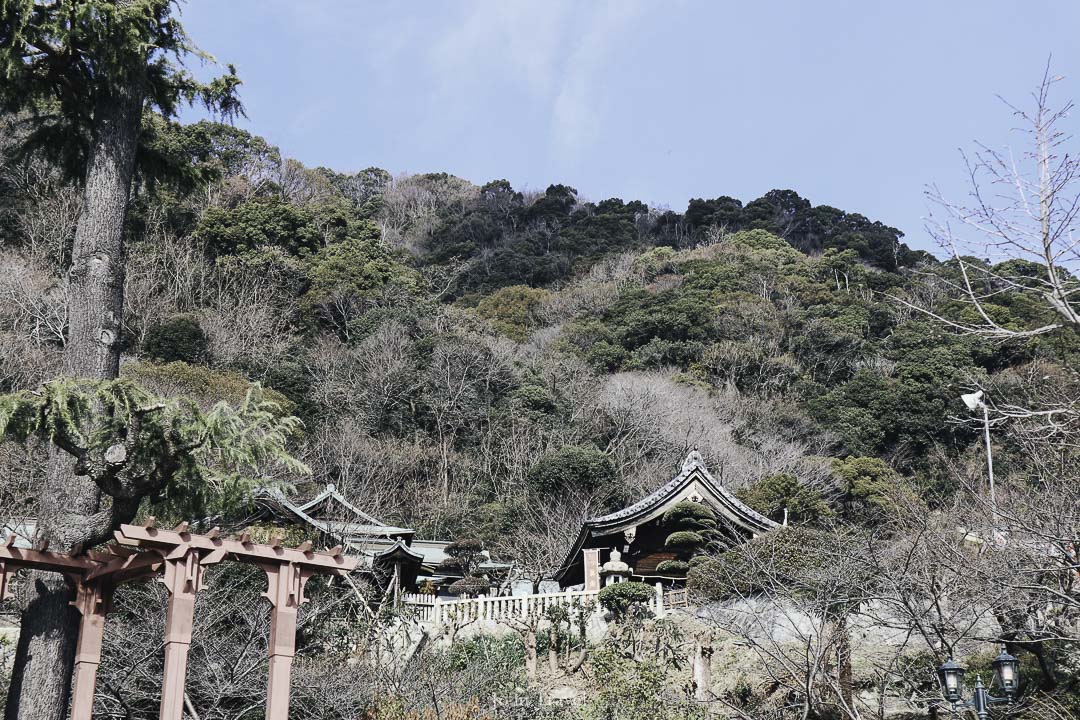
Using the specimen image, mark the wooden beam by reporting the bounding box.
[115,525,358,573]
[0,545,101,574]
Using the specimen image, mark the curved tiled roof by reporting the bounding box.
[587,449,777,533]
[555,449,779,582]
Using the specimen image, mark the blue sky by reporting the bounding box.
[180,1,1080,252]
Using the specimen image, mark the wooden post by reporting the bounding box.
[263,562,312,720]
[159,550,205,720]
[70,579,113,720]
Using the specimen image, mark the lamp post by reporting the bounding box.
[961,390,997,514]
[936,650,1020,719]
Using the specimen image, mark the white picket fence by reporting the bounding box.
[401,584,677,627]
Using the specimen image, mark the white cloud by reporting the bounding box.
[551,1,645,161]
[428,0,574,99]
[425,0,648,160]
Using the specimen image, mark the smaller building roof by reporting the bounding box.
[253,485,416,542]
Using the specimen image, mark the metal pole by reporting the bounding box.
[972,678,990,720]
[981,402,997,516]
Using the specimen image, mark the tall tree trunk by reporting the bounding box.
[6,75,144,720]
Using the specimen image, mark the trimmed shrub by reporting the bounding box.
[664,531,704,550]
[654,559,690,576]
[142,315,209,364]
[449,576,490,597]
[598,582,654,618]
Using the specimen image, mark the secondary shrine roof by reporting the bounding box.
[254,484,415,540]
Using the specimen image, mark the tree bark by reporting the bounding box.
[524,629,537,679]
[835,614,854,715]
[6,74,144,720]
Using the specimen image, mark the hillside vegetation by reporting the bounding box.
[2,115,1079,718]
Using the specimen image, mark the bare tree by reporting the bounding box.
[907,66,1080,342]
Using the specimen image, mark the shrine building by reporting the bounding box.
[556,449,779,591]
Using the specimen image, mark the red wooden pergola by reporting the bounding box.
[0,519,358,720]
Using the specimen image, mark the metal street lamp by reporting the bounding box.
[961,390,997,514]
[936,650,1020,719]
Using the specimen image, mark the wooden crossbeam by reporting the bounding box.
[0,545,103,574]
[115,525,359,573]
[84,551,164,583]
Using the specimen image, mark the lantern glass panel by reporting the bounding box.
[993,652,1019,693]
[938,660,965,703]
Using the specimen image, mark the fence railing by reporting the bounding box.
[402,583,685,627]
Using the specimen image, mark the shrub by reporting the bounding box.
[474,284,551,341]
[449,576,490,597]
[654,559,690,576]
[584,340,629,372]
[526,445,616,495]
[142,315,209,364]
[664,530,704,550]
[122,361,293,414]
[662,500,717,528]
[511,384,557,414]
[598,582,654,618]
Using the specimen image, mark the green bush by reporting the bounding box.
[196,198,321,257]
[662,500,718,528]
[142,315,209,364]
[736,473,833,525]
[526,445,616,495]
[474,284,551,341]
[654,559,690,576]
[664,530,704,550]
[511,384,558,413]
[598,582,655,618]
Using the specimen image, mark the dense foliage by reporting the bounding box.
[3,101,1079,718]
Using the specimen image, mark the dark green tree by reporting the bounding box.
[142,315,209,364]
[196,198,321,257]
[737,473,833,525]
[0,2,241,716]
[440,538,491,597]
[656,500,719,575]
[526,445,616,496]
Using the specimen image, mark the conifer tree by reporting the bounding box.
[1,2,241,716]
[656,500,719,576]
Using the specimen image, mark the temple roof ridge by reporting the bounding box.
[584,448,777,530]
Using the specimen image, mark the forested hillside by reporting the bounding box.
[3,113,1070,523]
[2,111,1080,718]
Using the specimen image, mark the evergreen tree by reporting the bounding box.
[1,2,240,716]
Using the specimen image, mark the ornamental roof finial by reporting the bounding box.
[682,446,704,471]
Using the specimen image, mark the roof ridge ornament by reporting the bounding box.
[682,446,705,471]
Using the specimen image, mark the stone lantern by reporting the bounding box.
[600,549,631,586]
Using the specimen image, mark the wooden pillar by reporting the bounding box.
[159,551,205,720]
[70,579,113,720]
[263,562,312,720]
[582,549,601,593]
[0,561,12,603]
